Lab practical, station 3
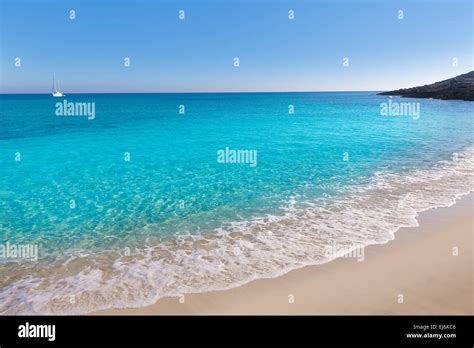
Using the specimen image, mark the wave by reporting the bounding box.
[0,144,472,314]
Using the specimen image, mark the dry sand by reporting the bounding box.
[96,193,473,315]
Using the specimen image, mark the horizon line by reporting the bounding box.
[0,90,385,95]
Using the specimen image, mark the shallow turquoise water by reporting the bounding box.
[0,92,472,313]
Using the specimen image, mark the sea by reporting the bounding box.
[0,92,472,314]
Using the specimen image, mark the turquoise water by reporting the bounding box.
[0,92,472,313]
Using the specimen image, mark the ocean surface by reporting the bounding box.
[0,92,472,314]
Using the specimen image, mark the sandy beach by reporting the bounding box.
[96,193,473,315]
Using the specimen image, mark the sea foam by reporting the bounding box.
[0,145,472,315]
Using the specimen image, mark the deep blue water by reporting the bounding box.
[0,92,472,313]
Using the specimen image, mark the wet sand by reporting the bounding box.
[96,193,473,315]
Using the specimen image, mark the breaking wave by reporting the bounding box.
[0,145,472,314]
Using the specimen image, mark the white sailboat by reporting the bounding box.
[52,75,65,97]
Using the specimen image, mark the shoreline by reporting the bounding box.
[96,192,473,315]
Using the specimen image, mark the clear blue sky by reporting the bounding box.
[1,0,472,93]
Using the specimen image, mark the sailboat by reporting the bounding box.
[52,75,65,97]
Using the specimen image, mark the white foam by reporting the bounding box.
[0,145,472,314]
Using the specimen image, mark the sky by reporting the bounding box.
[0,0,472,93]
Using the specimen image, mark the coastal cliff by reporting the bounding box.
[378,71,474,101]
